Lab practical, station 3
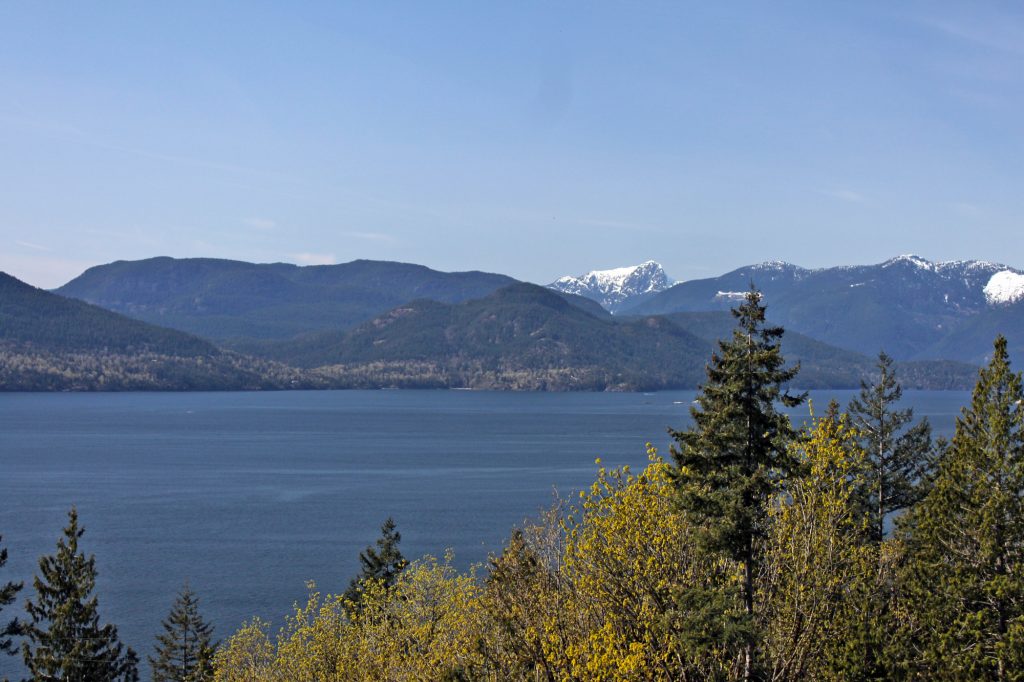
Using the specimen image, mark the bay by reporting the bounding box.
[0,389,968,676]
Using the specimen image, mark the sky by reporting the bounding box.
[1,1,1023,289]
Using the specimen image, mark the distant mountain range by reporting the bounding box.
[1,253,1018,391]
[548,260,673,312]
[621,255,1024,364]
[56,257,521,341]
[232,283,973,391]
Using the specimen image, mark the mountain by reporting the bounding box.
[56,257,520,342]
[1,272,217,356]
[249,282,711,390]
[623,255,1024,362]
[658,310,977,390]
[0,272,317,391]
[249,283,974,391]
[548,260,673,313]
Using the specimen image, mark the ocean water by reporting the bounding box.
[0,389,969,676]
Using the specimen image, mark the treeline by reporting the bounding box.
[314,360,692,391]
[2,289,1023,679]
[0,344,330,392]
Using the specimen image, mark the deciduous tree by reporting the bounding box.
[762,409,878,680]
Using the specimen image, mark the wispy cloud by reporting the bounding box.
[0,115,299,184]
[243,217,277,231]
[951,202,984,218]
[575,218,664,233]
[290,252,336,266]
[819,188,868,204]
[15,240,50,251]
[920,15,1024,56]
[341,231,398,244]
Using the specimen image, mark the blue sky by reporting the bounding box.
[1,1,1022,288]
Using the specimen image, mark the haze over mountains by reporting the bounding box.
[2,253,1020,391]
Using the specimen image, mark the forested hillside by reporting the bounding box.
[56,257,519,341]
[270,283,712,390]
[0,272,322,391]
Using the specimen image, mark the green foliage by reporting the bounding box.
[22,507,139,681]
[150,584,216,682]
[761,409,883,680]
[895,335,1024,679]
[343,518,407,607]
[669,286,804,679]
[848,352,934,542]
[0,534,22,658]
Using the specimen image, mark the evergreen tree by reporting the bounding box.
[848,351,933,542]
[670,287,804,681]
[149,584,216,682]
[896,336,1024,678]
[0,534,22,657]
[22,508,139,681]
[343,517,407,605]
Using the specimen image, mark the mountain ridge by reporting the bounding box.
[0,271,318,391]
[548,260,673,313]
[56,257,521,341]
[622,255,1024,363]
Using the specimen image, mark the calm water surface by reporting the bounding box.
[0,389,969,675]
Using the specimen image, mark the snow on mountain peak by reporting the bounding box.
[984,270,1024,306]
[752,260,797,271]
[548,261,673,312]
[884,254,935,270]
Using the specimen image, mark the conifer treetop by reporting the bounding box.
[21,507,139,682]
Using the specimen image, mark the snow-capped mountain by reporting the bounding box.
[984,270,1024,306]
[624,255,1024,363]
[548,261,674,313]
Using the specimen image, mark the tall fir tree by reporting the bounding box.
[0,534,22,658]
[848,351,933,543]
[896,336,1024,679]
[149,584,216,682]
[670,286,804,681]
[22,508,139,682]
[343,517,407,605]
